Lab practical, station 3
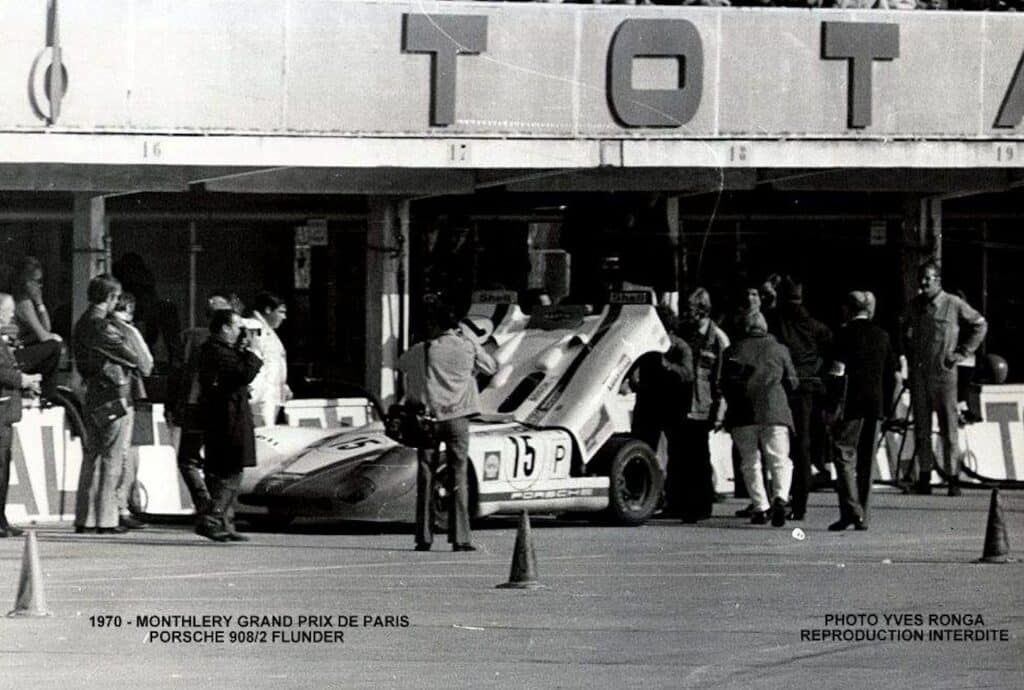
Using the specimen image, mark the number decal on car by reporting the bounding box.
[509,435,537,478]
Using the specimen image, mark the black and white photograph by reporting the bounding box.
[0,0,1022,687]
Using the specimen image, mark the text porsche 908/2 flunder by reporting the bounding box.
[240,293,671,526]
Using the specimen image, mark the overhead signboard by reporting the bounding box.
[0,2,1022,169]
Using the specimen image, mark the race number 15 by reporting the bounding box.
[509,436,536,478]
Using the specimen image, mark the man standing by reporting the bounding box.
[0,293,42,537]
[826,292,898,531]
[397,300,496,552]
[770,278,832,521]
[630,307,694,519]
[679,288,728,523]
[168,293,233,524]
[198,310,262,541]
[73,275,140,535]
[111,291,154,531]
[722,312,799,527]
[246,291,291,427]
[904,260,987,496]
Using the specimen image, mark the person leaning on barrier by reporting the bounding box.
[10,256,62,404]
[902,260,987,496]
[167,293,234,521]
[72,275,141,535]
[0,293,42,538]
[110,291,154,531]
[824,291,898,531]
[197,309,262,542]
[397,299,496,553]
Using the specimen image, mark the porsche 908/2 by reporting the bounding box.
[239,292,671,526]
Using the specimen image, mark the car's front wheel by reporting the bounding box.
[595,436,663,526]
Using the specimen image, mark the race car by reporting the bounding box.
[238,291,673,526]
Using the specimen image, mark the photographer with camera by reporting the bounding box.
[196,309,262,542]
[396,298,496,553]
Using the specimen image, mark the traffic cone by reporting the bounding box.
[497,511,542,590]
[977,489,1014,564]
[7,530,52,617]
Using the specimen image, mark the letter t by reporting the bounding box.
[822,22,899,129]
[403,14,488,127]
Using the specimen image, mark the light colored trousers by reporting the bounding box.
[115,408,137,515]
[75,413,132,529]
[731,424,794,512]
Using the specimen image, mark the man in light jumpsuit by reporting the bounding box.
[904,260,987,496]
[245,292,291,427]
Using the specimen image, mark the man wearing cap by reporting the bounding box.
[903,260,987,496]
[825,291,898,530]
[721,312,799,527]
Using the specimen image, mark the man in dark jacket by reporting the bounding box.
[631,307,695,518]
[0,293,42,537]
[73,275,141,535]
[770,278,832,521]
[722,312,799,527]
[166,293,233,519]
[197,309,262,542]
[826,292,898,531]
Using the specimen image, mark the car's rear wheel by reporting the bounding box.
[594,436,662,526]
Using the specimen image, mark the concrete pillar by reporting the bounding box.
[365,197,410,406]
[899,195,942,306]
[71,194,109,321]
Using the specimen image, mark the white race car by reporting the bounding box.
[240,292,671,526]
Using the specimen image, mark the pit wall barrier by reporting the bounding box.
[6,398,374,522]
[6,389,1023,523]
[705,386,1024,493]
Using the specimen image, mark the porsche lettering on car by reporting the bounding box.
[238,291,671,526]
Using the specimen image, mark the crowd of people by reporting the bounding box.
[0,249,994,543]
[0,254,293,542]
[632,258,987,531]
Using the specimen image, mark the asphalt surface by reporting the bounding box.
[1,488,1021,689]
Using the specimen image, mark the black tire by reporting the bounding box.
[595,436,663,526]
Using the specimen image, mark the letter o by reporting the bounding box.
[607,19,703,127]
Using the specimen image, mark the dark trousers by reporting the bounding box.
[856,417,878,519]
[177,426,212,514]
[788,384,825,516]
[0,425,13,528]
[679,419,714,520]
[203,471,242,534]
[833,418,866,523]
[14,340,61,400]
[732,445,748,498]
[415,417,471,547]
